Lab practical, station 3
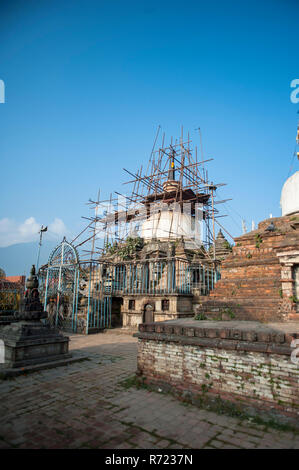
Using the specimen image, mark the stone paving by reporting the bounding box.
[0,329,298,449]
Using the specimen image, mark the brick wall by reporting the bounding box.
[196,215,299,322]
[136,320,299,427]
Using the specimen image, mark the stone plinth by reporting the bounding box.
[0,264,75,374]
[1,321,70,368]
[136,318,299,428]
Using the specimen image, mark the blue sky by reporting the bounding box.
[0,0,298,268]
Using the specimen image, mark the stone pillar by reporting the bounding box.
[279,260,297,316]
[281,263,294,298]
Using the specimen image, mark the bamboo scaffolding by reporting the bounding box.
[72,127,229,260]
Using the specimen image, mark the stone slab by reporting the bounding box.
[135,318,299,354]
[0,353,88,378]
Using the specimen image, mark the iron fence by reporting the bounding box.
[39,240,220,334]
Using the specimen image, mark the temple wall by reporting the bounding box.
[136,320,299,427]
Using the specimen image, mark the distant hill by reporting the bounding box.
[0,241,58,277]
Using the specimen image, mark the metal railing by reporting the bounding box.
[40,257,220,334]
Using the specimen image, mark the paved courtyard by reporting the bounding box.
[0,330,298,449]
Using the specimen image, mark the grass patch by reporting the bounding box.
[255,234,263,249]
[119,375,147,390]
[194,313,207,321]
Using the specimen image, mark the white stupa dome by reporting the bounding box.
[280,171,299,216]
[141,208,202,243]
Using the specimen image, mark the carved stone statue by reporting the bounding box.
[14,265,47,322]
[0,263,71,370]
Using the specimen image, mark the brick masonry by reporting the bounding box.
[136,319,299,427]
[196,214,299,322]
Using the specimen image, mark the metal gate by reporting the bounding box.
[39,240,221,334]
[81,261,112,334]
[41,237,80,332]
[39,242,113,334]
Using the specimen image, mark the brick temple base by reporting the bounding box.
[196,214,299,322]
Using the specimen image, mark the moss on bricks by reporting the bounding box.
[121,373,299,434]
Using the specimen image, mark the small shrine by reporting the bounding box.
[0,265,71,372]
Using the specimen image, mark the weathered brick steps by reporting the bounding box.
[198,297,284,322]
[218,281,281,289]
[200,299,281,308]
[211,289,281,299]
[196,215,299,321]
[211,277,281,285]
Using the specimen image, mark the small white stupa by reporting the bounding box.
[141,155,202,247]
[280,171,299,216]
[141,206,201,241]
[280,123,299,216]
